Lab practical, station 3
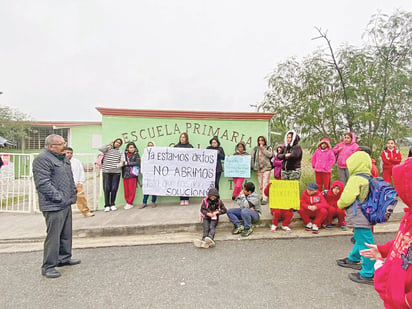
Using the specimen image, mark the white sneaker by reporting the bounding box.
[104,207,111,212]
[270,225,277,232]
[281,226,292,232]
[312,224,319,234]
[305,222,313,231]
[110,205,117,211]
[124,204,134,210]
[204,237,216,247]
[193,239,209,248]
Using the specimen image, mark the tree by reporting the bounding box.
[259,10,412,156]
[0,105,32,148]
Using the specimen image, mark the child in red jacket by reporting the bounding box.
[264,183,293,232]
[323,180,346,230]
[360,157,412,308]
[298,182,328,234]
[381,139,402,184]
[311,137,336,191]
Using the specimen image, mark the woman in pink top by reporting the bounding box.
[333,132,359,185]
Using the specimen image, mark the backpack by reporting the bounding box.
[355,174,398,224]
[95,153,104,169]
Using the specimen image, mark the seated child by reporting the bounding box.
[194,188,227,248]
[227,182,261,237]
[264,183,293,232]
[323,180,347,230]
[298,182,328,234]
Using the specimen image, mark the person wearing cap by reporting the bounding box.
[194,188,227,248]
[298,182,328,234]
[206,136,225,191]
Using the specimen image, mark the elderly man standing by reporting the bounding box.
[33,134,80,278]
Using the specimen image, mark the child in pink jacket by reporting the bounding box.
[360,157,412,308]
[311,138,336,191]
[333,132,359,185]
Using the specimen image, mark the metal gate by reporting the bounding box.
[0,153,100,213]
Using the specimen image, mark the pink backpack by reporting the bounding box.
[95,153,104,168]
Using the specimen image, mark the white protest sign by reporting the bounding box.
[141,147,217,196]
[224,155,251,178]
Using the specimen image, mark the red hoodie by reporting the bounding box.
[374,157,412,309]
[300,190,329,210]
[324,180,344,208]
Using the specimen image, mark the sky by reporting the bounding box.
[0,0,411,122]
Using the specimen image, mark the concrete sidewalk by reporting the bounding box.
[0,198,405,253]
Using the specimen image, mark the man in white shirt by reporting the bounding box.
[66,147,94,217]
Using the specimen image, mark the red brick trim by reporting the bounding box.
[96,107,274,120]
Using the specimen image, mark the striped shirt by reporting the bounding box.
[99,144,124,173]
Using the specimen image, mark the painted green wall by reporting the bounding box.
[98,115,272,207]
[70,124,102,160]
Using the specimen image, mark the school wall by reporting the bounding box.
[99,113,273,207]
[69,124,102,162]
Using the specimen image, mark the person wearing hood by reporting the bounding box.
[381,139,402,184]
[272,144,284,180]
[232,141,249,200]
[323,180,346,230]
[251,136,273,205]
[311,138,336,191]
[142,141,157,208]
[99,138,125,212]
[122,141,141,210]
[333,132,359,185]
[207,136,225,191]
[277,130,303,181]
[336,151,375,285]
[360,157,412,309]
[194,188,227,249]
[174,133,193,206]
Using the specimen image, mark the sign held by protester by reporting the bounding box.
[141,147,217,196]
[224,155,251,178]
[269,180,300,210]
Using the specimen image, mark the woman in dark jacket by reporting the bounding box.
[122,142,141,209]
[277,130,302,180]
[174,133,193,205]
[206,136,225,191]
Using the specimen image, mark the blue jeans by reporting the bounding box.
[348,227,375,278]
[227,208,260,230]
[143,195,157,205]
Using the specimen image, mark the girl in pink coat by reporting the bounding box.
[360,157,412,309]
[311,138,336,191]
[333,132,359,185]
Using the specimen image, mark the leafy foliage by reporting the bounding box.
[0,105,32,147]
[260,11,412,157]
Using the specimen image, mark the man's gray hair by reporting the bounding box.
[44,134,63,147]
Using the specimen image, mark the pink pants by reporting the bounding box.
[325,207,346,226]
[123,178,137,205]
[298,207,328,226]
[270,209,293,226]
[232,177,245,197]
[315,172,331,192]
[256,171,271,201]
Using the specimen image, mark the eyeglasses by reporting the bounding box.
[52,142,67,146]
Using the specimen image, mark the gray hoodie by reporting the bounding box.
[237,191,261,214]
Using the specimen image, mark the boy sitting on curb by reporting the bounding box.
[298,182,328,234]
[227,182,261,237]
[194,188,227,249]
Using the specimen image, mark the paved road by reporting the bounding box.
[1,233,394,309]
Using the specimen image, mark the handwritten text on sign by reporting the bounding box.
[224,155,251,178]
[269,180,300,210]
[141,147,217,196]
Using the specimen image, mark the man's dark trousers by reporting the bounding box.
[42,206,72,271]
